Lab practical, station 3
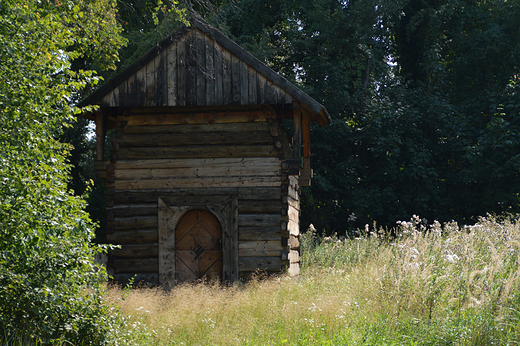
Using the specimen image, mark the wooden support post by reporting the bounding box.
[95,110,107,162]
[302,113,311,159]
[300,112,312,186]
[292,102,302,158]
[95,110,109,179]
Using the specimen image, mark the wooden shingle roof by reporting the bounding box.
[79,20,330,126]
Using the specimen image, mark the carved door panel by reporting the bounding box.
[158,196,237,288]
[175,209,223,283]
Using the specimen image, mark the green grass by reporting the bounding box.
[103,215,520,345]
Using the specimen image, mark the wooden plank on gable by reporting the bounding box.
[186,30,197,106]
[231,54,240,105]
[205,34,215,106]
[195,30,206,106]
[265,80,277,104]
[248,68,257,104]
[145,57,156,107]
[222,48,232,105]
[275,84,285,104]
[285,91,292,104]
[257,73,266,104]
[113,86,120,106]
[156,50,167,106]
[240,61,248,105]
[127,74,137,107]
[167,42,177,106]
[136,64,146,106]
[118,79,127,107]
[177,35,186,106]
[214,42,223,104]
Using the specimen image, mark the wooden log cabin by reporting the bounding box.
[80,20,330,287]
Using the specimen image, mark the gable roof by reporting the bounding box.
[79,20,331,126]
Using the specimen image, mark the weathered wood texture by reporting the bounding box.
[106,117,296,284]
[286,176,300,277]
[101,29,292,108]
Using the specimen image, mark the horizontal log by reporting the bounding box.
[114,132,272,147]
[106,230,158,244]
[114,187,282,204]
[112,273,159,287]
[113,258,158,274]
[114,216,157,231]
[118,111,272,126]
[115,157,281,170]
[109,204,157,218]
[239,241,284,257]
[238,214,282,227]
[238,200,281,214]
[116,145,277,160]
[114,176,281,190]
[239,248,282,258]
[239,257,283,272]
[123,122,270,135]
[114,166,281,180]
[111,243,158,258]
[239,226,286,241]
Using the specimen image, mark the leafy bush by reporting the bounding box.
[0,0,125,343]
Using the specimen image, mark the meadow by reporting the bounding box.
[107,215,520,345]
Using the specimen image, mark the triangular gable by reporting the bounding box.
[80,20,330,126]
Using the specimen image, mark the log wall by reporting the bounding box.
[106,111,299,285]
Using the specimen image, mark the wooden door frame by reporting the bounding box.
[158,195,238,287]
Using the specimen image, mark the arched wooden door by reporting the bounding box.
[175,209,223,283]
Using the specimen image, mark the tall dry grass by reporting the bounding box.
[107,215,520,345]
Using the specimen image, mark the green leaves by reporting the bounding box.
[220,0,520,233]
[0,0,125,343]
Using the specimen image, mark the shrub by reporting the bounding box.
[0,0,124,343]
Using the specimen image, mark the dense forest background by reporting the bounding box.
[68,0,520,238]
